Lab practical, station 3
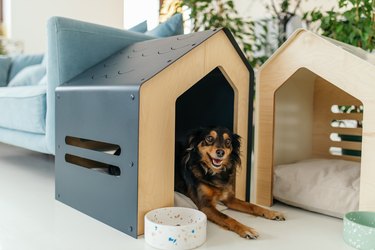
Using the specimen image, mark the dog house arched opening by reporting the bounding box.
[271,67,363,216]
[174,67,235,186]
[175,67,235,144]
[274,67,363,167]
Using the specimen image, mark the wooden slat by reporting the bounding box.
[330,127,363,136]
[329,154,361,162]
[330,140,362,151]
[315,126,363,136]
[330,112,363,120]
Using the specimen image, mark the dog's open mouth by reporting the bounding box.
[211,157,223,168]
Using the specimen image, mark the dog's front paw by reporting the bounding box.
[268,211,286,221]
[238,226,259,240]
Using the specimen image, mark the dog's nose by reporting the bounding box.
[216,149,225,158]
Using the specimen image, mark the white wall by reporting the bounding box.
[123,0,159,30]
[4,0,338,54]
[4,0,124,53]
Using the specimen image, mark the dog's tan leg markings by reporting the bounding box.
[200,206,259,239]
[223,197,286,221]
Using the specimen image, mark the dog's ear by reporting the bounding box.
[186,134,196,149]
[186,129,202,151]
[182,129,203,168]
[231,133,241,167]
[231,133,241,151]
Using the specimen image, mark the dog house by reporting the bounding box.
[253,29,375,211]
[55,28,254,238]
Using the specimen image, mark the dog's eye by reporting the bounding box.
[225,139,232,147]
[205,135,214,144]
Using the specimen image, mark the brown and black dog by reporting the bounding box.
[175,127,285,239]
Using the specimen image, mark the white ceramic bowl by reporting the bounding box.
[144,207,207,250]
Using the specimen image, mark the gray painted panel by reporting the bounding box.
[55,28,255,239]
[55,86,139,238]
[64,29,222,87]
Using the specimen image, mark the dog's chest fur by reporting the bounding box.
[192,163,234,187]
[186,162,236,203]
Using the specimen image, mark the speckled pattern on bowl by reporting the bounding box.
[144,207,207,250]
[343,211,375,250]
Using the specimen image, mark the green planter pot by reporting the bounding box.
[343,211,375,250]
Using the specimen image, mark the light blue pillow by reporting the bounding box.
[0,56,11,86]
[8,64,46,87]
[8,54,44,82]
[38,74,47,85]
[128,20,148,33]
[146,13,184,37]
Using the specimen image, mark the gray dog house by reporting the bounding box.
[55,28,254,238]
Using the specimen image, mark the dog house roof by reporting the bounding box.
[258,28,375,102]
[63,28,252,87]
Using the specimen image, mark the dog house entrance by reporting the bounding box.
[175,66,234,166]
[274,68,363,165]
[272,68,363,216]
[175,67,234,143]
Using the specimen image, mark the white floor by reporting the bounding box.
[0,143,353,250]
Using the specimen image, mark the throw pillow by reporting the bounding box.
[128,20,148,33]
[0,56,11,86]
[8,54,44,82]
[146,13,184,37]
[38,74,47,85]
[8,64,46,87]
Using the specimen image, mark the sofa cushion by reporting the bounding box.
[38,74,47,85]
[8,64,46,87]
[0,56,12,86]
[8,54,44,82]
[128,20,148,33]
[146,13,184,37]
[0,85,46,134]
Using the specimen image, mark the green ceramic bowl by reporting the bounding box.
[343,211,375,250]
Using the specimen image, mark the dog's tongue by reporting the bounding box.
[212,158,222,166]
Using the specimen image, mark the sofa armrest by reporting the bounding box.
[46,16,154,154]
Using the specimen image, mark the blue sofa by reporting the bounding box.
[0,14,183,155]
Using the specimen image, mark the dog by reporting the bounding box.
[175,126,285,239]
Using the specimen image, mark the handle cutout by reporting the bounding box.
[65,136,121,156]
[65,154,121,176]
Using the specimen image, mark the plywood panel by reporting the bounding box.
[312,77,363,160]
[138,30,251,234]
[359,104,375,210]
[273,68,315,166]
[254,29,375,210]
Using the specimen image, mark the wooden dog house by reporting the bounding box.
[55,28,254,238]
[253,29,375,211]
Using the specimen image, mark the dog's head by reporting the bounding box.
[183,127,241,174]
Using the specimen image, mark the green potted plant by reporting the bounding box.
[0,23,7,55]
[160,0,307,67]
[177,0,260,66]
[303,0,375,52]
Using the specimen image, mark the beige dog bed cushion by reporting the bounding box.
[273,158,360,218]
